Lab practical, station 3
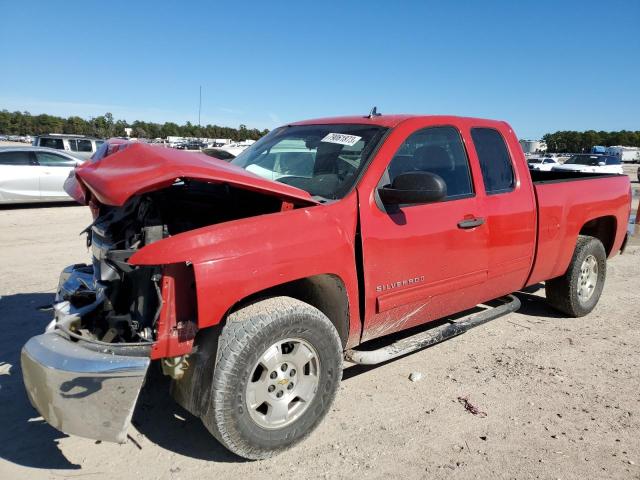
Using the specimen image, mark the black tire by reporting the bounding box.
[545,235,607,317]
[201,296,343,460]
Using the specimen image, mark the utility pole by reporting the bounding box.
[198,85,202,127]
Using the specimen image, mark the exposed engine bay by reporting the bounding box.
[54,179,286,347]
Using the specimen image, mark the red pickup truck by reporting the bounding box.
[21,114,631,460]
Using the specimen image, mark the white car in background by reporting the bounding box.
[216,140,256,157]
[552,154,623,175]
[527,157,559,171]
[0,147,83,204]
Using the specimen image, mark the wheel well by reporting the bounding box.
[231,274,351,347]
[579,216,617,256]
[172,275,350,418]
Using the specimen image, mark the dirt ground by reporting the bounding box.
[1,175,639,480]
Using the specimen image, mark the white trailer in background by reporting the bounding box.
[519,139,547,154]
[605,146,640,163]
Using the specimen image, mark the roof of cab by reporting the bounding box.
[290,114,508,129]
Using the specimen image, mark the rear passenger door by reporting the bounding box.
[468,127,536,298]
[0,151,40,203]
[358,124,489,342]
[34,151,79,200]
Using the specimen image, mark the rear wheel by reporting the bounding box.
[545,235,607,317]
[201,296,342,460]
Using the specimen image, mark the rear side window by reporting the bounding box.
[39,138,64,149]
[471,128,515,194]
[0,151,33,165]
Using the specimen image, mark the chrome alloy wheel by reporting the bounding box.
[245,338,320,430]
[577,254,598,302]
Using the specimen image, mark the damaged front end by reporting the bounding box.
[21,141,318,444]
[21,260,157,443]
[21,188,206,443]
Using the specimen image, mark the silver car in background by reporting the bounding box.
[0,146,83,204]
[33,134,104,160]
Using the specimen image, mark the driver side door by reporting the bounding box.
[358,124,489,342]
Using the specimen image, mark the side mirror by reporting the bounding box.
[598,161,606,166]
[378,171,447,205]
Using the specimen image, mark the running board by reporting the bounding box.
[345,295,521,365]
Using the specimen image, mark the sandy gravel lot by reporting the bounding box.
[0,176,639,480]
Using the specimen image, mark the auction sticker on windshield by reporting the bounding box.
[321,133,362,147]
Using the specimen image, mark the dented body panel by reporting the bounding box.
[129,194,362,346]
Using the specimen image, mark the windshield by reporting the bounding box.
[231,124,387,199]
[527,159,542,164]
[565,155,620,166]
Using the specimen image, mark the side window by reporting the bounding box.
[68,139,78,151]
[77,139,93,152]
[0,151,33,165]
[470,128,515,194]
[36,152,77,167]
[39,138,64,149]
[385,126,473,199]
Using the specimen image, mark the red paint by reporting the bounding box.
[79,115,631,357]
[151,264,197,360]
[355,117,538,340]
[526,176,630,285]
[130,195,363,348]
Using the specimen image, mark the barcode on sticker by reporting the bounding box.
[321,133,362,147]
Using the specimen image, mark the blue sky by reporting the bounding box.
[1,0,638,138]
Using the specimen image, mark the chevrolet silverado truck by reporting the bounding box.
[21,114,631,459]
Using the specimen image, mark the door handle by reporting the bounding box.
[457,217,485,229]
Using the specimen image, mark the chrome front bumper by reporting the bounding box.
[21,332,150,443]
[21,263,151,443]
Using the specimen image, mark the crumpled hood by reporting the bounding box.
[67,142,319,207]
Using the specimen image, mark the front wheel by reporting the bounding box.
[201,296,343,460]
[545,235,607,317]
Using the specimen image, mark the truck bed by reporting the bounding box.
[526,172,630,286]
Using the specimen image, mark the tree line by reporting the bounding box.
[3,109,639,151]
[0,110,270,141]
[543,130,640,153]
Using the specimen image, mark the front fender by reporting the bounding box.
[129,196,361,341]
